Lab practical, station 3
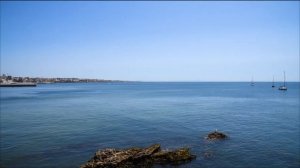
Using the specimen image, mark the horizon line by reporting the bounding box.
[1,74,299,83]
[138,80,300,82]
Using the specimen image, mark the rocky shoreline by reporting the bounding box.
[81,144,196,168]
[81,131,228,168]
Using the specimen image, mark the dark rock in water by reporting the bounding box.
[152,148,196,165]
[81,144,196,168]
[207,131,228,140]
[133,144,160,160]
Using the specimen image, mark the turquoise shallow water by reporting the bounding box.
[0,82,299,168]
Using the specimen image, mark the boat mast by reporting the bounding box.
[283,71,286,87]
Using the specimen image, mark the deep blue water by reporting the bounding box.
[0,82,299,168]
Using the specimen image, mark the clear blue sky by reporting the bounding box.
[1,1,299,81]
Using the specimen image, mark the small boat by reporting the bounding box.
[278,71,287,91]
[251,76,254,86]
[272,76,275,88]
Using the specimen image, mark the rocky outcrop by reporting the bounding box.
[152,148,195,165]
[81,144,196,168]
[207,130,228,140]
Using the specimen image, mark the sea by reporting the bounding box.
[0,82,299,168]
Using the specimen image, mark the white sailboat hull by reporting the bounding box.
[278,71,287,91]
[278,86,287,90]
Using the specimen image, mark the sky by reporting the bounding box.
[1,1,299,81]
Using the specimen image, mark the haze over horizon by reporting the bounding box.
[1,1,299,82]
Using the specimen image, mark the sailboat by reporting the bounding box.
[251,76,254,86]
[278,71,287,91]
[272,76,275,88]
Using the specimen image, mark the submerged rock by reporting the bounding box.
[207,130,228,140]
[81,144,196,168]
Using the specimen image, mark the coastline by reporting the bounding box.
[0,75,125,87]
[0,83,37,87]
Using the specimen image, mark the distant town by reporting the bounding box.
[0,74,121,86]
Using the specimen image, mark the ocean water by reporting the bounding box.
[0,82,299,168]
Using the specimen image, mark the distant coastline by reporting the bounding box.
[0,74,122,87]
